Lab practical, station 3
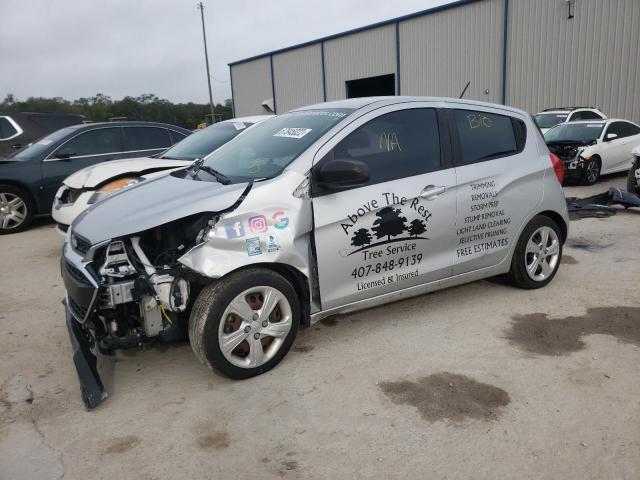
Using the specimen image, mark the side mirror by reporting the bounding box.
[605,133,618,141]
[316,158,369,190]
[55,150,74,159]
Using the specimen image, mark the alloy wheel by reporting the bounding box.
[217,286,293,369]
[586,159,600,184]
[0,192,27,230]
[524,226,560,282]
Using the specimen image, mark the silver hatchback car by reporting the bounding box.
[61,97,569,408]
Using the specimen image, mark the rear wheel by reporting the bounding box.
[0,185,33,234]
[583,157,601,185]
[508,215,562,289]
[189,268,299,379]
[627,157,640,195]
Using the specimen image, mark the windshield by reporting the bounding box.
[544,123,604,143]
[535,113,568,129]
[160,121,254,160]
[198,109,352,181]
[9,126,77,160]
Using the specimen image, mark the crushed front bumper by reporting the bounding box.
[64,299,107,409]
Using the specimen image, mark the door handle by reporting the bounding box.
[419,185,446,200]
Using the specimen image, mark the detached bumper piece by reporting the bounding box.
[65,301,107,409]
[566,187,640,220]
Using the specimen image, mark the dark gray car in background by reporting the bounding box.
[0,121,191,233]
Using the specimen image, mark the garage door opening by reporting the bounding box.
[346,74,396,98]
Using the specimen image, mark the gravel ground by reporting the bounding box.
[1,173,638,480]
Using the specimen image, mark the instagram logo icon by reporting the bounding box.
[248,215,268,233]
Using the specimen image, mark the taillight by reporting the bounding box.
[549,153,565,183]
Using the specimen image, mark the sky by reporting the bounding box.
[0,0,454,105]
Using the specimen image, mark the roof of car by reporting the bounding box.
[293,96,529,116]
[63,121,191,132]
[540,107,600,113]
[569,118,636,125]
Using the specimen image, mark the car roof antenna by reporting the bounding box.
[459,81,471,99]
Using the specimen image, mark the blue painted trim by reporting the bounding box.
[270,55,277,113]
[501,0,509,105]
[395,22,401,95]
[320,41,327,101]
[229,65,236,117]
[228,0,484,66]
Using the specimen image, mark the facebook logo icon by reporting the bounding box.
[224,221,245,239]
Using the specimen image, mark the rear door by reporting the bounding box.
[311,103,457,310]
[449,107,543,274]
[122,126,172,159]
[41,127,123,203]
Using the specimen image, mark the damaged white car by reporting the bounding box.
[52,115,271,233]
[62,97,569,408]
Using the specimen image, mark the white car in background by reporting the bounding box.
[545,119,640,184]
[52,115,272,233]
[535,107,607,134]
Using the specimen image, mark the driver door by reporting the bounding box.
[310,104,457,311]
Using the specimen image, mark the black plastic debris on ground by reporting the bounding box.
[566,187,640,220]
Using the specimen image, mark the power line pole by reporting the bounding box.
[197,2,215,123]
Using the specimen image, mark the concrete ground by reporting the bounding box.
[1,173,638,480]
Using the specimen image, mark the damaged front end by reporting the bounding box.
[62,212,220,408]
[547,141,594,182]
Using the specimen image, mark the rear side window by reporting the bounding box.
[324,108,441,185]
[0,117,18,139]
[576,111,604,121]
[123,127,171,151]
[453,110,525,165]
[620,122,640,137]
[57,128,121,157]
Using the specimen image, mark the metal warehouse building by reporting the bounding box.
[229,0,640,122]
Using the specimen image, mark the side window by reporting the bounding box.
[580,111,604,120]
[569,111,584,121]
[56,128,121,157]
[123,127,172,151]
[170,130,188,144]
[621,122,640,137]
[0,117,19,140]
[453,110,525,165]
[321,108,441,186]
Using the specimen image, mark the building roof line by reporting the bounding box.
[228,0,481,66]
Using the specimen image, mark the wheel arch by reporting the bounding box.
[537,210,568,244]
[214,262,312,328]
[0,179,38,212]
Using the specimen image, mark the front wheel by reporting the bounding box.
[189,268,299,379]
[627,157,640,195]
[508,215,562,289]
[582,157,601,185]
[0,185,33,234]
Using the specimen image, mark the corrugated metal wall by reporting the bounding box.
[507,0,640,122]
[323,25,397,101]
[273,44,324,112]
[400,0,504,103]
[230,57,273,117]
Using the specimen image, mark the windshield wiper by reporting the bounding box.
[187,158,231,184]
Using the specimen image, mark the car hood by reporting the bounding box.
[64,156,192,189]
[72,173,249,244]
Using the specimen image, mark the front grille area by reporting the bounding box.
[72,233,92,255]
[65,261,91,286]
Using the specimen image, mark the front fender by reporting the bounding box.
[178,171,313,281]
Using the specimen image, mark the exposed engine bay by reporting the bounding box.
[88,214,216,352]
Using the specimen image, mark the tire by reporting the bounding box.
[189,268,300,379]
[627,158,640,195]
[582,156,601,185]
[0,184,34,234]
[507,215,562,289]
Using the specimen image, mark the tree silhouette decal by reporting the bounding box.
[408,219,427,237]
[351,228,372,247]
[371,207,408,241]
